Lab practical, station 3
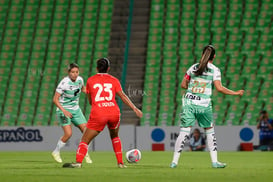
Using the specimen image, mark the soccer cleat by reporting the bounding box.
[51,152,62,163]
[85,153,93,164]
[62,162,82,168]
[118,163,127,168]
[170,162,177,168]
[212,161,227,168]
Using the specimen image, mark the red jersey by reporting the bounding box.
[86,73,122,117]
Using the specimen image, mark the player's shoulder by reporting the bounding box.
[106,74,119,81]
[59,76,70,84]
[188,63,198,72]
[208,63,220,72]
[77,75,84,80]
[208,62,218,69]
[107,74,121,86]
[192,63,199,69]
[90,73,118,80]
[76,76,84,83]
[56,77,69,90]
[87,74,97,81]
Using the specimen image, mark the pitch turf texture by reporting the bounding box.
[0,151,272,182]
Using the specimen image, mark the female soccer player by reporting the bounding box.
[63,58,143,168]
[52,63,92,164]
[170,45,244,168]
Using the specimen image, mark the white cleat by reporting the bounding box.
[85,153,92,164]
[118,163,127,168]
[212,161,227,168]
[51,152,62,163]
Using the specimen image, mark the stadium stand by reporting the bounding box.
[141,0,273,126]
[0,0,113,126]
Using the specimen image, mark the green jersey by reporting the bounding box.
[184,63,221,107]
[56,76,84,110]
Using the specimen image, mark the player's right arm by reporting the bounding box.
[53,92,72,118]
[87,92,92,105]
[214,80,244,96]
[181,74,190,89]
[85,78,92,105]
[181,65,194,89]
[117,90,143,118]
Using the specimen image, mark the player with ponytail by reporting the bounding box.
[170,45,244,168]
[63,58,143,168]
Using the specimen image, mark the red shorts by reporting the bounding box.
[86,114,120,131]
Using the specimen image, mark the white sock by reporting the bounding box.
[86,144,91,156]
[53,139,66,153]
[206,127,218,163]
[172,127,191,165]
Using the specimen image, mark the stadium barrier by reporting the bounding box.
[0,125,259,151]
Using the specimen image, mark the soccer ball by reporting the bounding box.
[125,149,141,163]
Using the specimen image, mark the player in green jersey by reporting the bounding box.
[51,63,92,164]
[170,45,244,168]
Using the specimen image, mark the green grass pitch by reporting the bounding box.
[0,151,273,182]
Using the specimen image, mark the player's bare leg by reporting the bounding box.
[52,125,72,163]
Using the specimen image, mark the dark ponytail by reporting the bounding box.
[97,58,110,73]
[194,45,215,76]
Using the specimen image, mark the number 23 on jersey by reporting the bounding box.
[93,83,113,102]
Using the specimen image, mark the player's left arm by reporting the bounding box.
[214,81,244,95]
[214,67,244,96]
[81,86,86,94]
[117,90,143,118]
[80,77,86,94]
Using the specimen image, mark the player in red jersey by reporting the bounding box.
[63,58,143,168]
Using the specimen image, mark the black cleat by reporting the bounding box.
[62,162,82,168]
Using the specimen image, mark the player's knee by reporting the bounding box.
[109,128,119,139]
[78,124,86,133]
[110,132,118,139]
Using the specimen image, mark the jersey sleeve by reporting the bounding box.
[56,80,65,94]
[186,64,196,77]
[79,76,84,86]
[115,79,122,92]
[213,67,221,81]
[186,66,192,76]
